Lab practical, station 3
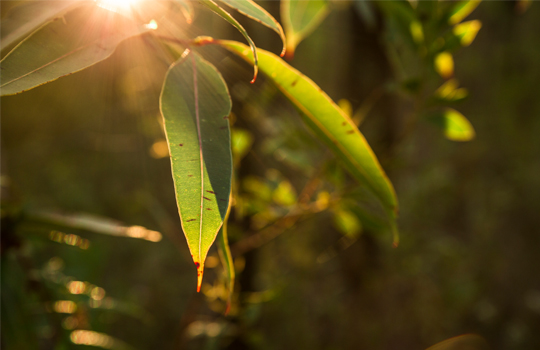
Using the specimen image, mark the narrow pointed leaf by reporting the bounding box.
[160,51,232,291]
[0,0,86,51]
[219,0,286,56]
[427,108,475,142]
[0,4,150,96]
[453,20,482,47]
[281,0,329,59]
[200,0,258,82]
[448,0,481,25]
[216,197,234,314]
[219,40,398,217]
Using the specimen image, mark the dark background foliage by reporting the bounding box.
[2,1,540,350]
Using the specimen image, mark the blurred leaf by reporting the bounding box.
[160,51,232,291]
[354,0,377,30]
[427,108,475,142]
[433,79,469,103]
[219,40,399,219]
[231,128,254,164]
[281,0,330,59]
[426,334,490,350]
[173,0,195,24]
[409,21,424,44]
[219,0,286,56]
[243,176,273,202]
[333,209,362,238]
[70,330,134,350]
[200,0,259,82]
[272,180,297,207]
[448,0,481,25]
[434,51,454,79]
[0,4,151,96]
[0,0,85,51]
[27,210,162,242]
[216,198,234,314]
[453,20,482,46]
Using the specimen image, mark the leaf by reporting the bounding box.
[427,108,475,142]
[219,40,398,219]
[281,0,329,59]
[160,51,232,292]
[453,20,482,46]
[0,4,150,96]
[216,197,234,314]
[426,334,489,350]
[200,0,259,82]
[448,0,481,25]
[173,0,195,24]
[218,0,286,56]
[434,51,454,79]
[0,0,86,52]
[26,210,162,242]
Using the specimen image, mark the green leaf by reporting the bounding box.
[200,0,259,82]
[0,0,86,51]
[216,198,234,314]
[219,40,398,219]
[333,209,362,238]
[453,20,482,46]
[281,0,329,59]
[0,4,150,96]
[219,0,286,56]
[160,51,232,292]
[427,108,475,142]
[448,0,481,25]
[426,334,489,350]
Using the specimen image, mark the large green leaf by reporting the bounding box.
[200,0,259,82]
[219,40,398,219]
[219,0,286,56]
[0,0,86,51]
[281,0,329,59]
[0,4,150,96]
[160,51,232,291]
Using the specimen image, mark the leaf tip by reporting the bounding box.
[250,65,259,84]
[195,262,204,292]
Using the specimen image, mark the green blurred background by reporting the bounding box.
[2,1,540,349]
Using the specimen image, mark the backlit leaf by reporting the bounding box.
[0,0,86,51]
[448,0,481,25]
[200,0,259,82]
[219,0,286,56]
[427,108,475,142]
[219,40,398,222]
[0,4,150,96]
[281,0,329,59]
[435,51,454,79]
[453,20,482,46]
[160,51,232,291]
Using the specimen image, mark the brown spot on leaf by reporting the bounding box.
[194,262,200,268]
[179,143,183,146]
[346,130,355,134]
[187,219,196,222]
[206,208,212,211]
[206,191,215,194]
[342,122,347,126]
[203,197,211,201]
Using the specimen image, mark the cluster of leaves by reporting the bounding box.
[2,2,486,346]
[1,0,401,297]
